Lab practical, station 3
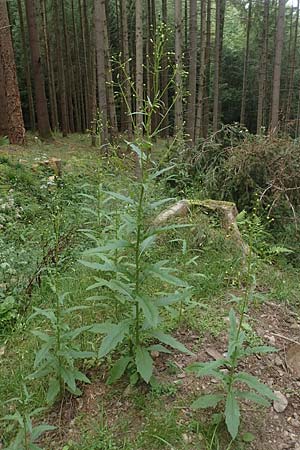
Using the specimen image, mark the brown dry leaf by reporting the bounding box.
[205,347,223,360]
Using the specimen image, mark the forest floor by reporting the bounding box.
[0,134,299,450]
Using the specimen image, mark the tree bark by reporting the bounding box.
[18,0,35,131]
[120,0,132,137]
[195,0,208,140]
[257,0,269,133]
[285,1,299,130]
[0,0,25,144]
[269,0,286,134]
[95,0,108,143]
[135,0,144,135]
[175,0,183,134]
[240,0,252,126]
[186,0,197,145]
[25,0,51,139]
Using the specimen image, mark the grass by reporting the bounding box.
[0,134,299,449]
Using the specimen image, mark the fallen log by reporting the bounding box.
[153,199,249,257]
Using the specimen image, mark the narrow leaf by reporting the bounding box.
[135,346,153,383]
[192,394,225,409]
[150,330,194,356]
[107,356,132,384]
[98,321,129,358]
[225,392,240,439]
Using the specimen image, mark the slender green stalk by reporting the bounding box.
[134,183,145,348]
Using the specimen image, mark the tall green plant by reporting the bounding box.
[80,145,193,384]
[2,384,55,450]
[187,215,277,440]
[28,282,93,404]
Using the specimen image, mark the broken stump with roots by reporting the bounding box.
[153,199,249,257]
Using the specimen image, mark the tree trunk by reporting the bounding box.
[18,0,35,131]
[160,0,169,137]
[195,0,207,140]
[40,0,58,131]
[175,0,183,134]
[120,0,132,137]
[213,0,222,133]
[62,0,75,133]
[0,57,8,136]
[240,0,252,125]
[135,0,143,135]
[186,0,197,145]
[95,0,109,143]
[257,0,269,133]
[202,0,211,138]
[25,0,51,139]
[285,1,299,130]
[72,0,84,132]
[269,0,286,134]
[0,0,25,144]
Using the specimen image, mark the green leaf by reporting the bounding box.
[225,392,240,439]
[187,360,227,377]
[235,390,270,406]
[135,346,153,383]
[148,198,174,209]
[98,321,129,358]
[84,240,132,254]
[106,191,135,205]
[244,346,277,356]
[150,330,194,356]
[137,295,159,328]
[31,424,56,441]
[89,322,114,334]
[34,344,51,368]
[73,369,90,384]
[147,344,172,354]
[147,264,188,287]
[127,142,147,162]
[61,367,77,392]
[140,235,156,254]
[46,378,60,404]
[29,308,57,324]
[242,432,255,443]
[155,292,186,306]
[67,350,95,359]
[107,356,132,384]
[234,372,277,400]
[192,394,225,409]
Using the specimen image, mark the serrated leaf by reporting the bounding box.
[98,321,129,358]
[106,191,135,204]
[148,197,174,209]
[61,367,77,392]
[137,295,159,328]
[147,344,172,354]
[234,372,277,400]
[235,390,270,406]
[89,322,114,334]
[140,235,156,254]
[244,346,277,356]
[135,346,153,383]
[107,356,132,384]
[46,378,60,404]
[84,240,132,254]
[150,330,194,356]
[147,264,188,287]
[225,392,240,439]
[73,369,90,384]
[187,359,227,377]
[192,393,225,409]
[34,344,51,368]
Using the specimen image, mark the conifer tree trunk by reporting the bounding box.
[240,0,252,125]
[186,0,197,144]
[257,0,269,133]
[72,0,84,132]
[79,0,91,129]
[18,0,35,131]
[25,0,51,139]
[175,0,183,133]
[53,0,69,136]
[103,5,118,137]
[40,0,58,131]
[0,0,25,144]
[269,0,286,134]
[203,0,211,138]
[120,0,132,137]
[213,0,225,133]
[95,0,108,143]
[285,1,299,129]
[62,1,75,133]
[135,0,144,134]
[161,0,169,137]
[195,0,207,140]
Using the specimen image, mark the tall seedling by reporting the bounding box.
[187,214,277,440]
[81,146,193,384]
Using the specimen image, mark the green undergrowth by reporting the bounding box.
[0,135,299,450]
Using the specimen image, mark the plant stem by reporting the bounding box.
[134,183,145,348]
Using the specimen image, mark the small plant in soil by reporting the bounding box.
[81,145,193,385]
[2,383,56,450]
[187,216,277,440]
[28,281,93,404]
